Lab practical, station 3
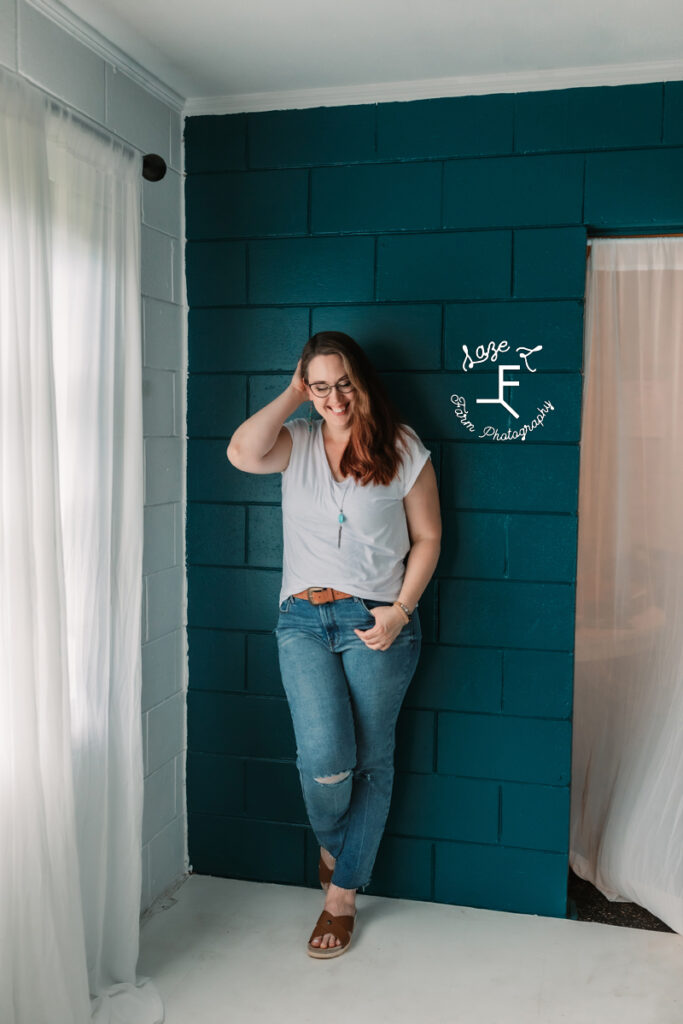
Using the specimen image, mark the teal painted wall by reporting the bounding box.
[184,82,683,917]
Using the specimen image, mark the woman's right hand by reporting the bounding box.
[289,358,308,401]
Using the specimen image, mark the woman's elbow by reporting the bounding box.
[226,442,241,468]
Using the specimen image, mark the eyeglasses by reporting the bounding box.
[307,378,355,398]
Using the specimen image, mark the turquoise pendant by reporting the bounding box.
[338,513,345,523]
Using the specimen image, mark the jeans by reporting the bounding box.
[274,593,422,891]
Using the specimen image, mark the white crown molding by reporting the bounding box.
[184,57,683,116]
[26,0,185,110]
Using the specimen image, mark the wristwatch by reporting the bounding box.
[393,600,413,621]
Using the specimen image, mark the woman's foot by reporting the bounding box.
[309,882,356,951]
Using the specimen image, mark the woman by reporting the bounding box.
[227,331,441,959]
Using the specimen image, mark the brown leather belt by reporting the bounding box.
[292,587,354,605]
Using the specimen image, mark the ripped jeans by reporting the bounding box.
[274,594,422,891]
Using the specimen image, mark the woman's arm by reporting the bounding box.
[397,459,442,615]
[227,360,307,473]
[354,459,441,649]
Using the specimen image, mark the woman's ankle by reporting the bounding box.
[326,882,356,904]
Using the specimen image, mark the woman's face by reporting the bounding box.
[305,353,357,430]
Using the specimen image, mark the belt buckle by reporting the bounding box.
[307,586,328,605]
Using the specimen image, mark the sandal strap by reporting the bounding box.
[308,910,355,946]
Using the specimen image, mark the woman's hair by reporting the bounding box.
[300,331,415,487]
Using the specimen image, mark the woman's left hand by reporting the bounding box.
[354,604,409,650]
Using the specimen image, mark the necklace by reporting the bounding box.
[334,479,352,548]
[322,422,353,547]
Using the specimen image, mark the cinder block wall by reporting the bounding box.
[0,0,187,911]
[184,82,683,916]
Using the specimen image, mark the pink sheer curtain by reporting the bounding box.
[571,236,683,934]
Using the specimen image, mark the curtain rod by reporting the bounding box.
[46,98,167,182]
[46,97,131,152]
[3,65,166,181]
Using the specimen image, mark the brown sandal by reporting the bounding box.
[318,854,334,891]
[307,909,355,959]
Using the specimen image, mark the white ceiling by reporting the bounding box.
[44,0,683,111]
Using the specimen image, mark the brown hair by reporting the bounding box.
[300,331,415,487]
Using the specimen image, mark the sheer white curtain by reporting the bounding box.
[0,67,163,1022]
[571,236,683,935]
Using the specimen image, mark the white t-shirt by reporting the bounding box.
[278,417,431,605]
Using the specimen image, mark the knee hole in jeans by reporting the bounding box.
[314,769,352,785]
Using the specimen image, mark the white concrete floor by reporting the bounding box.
[138,874,683,1024]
